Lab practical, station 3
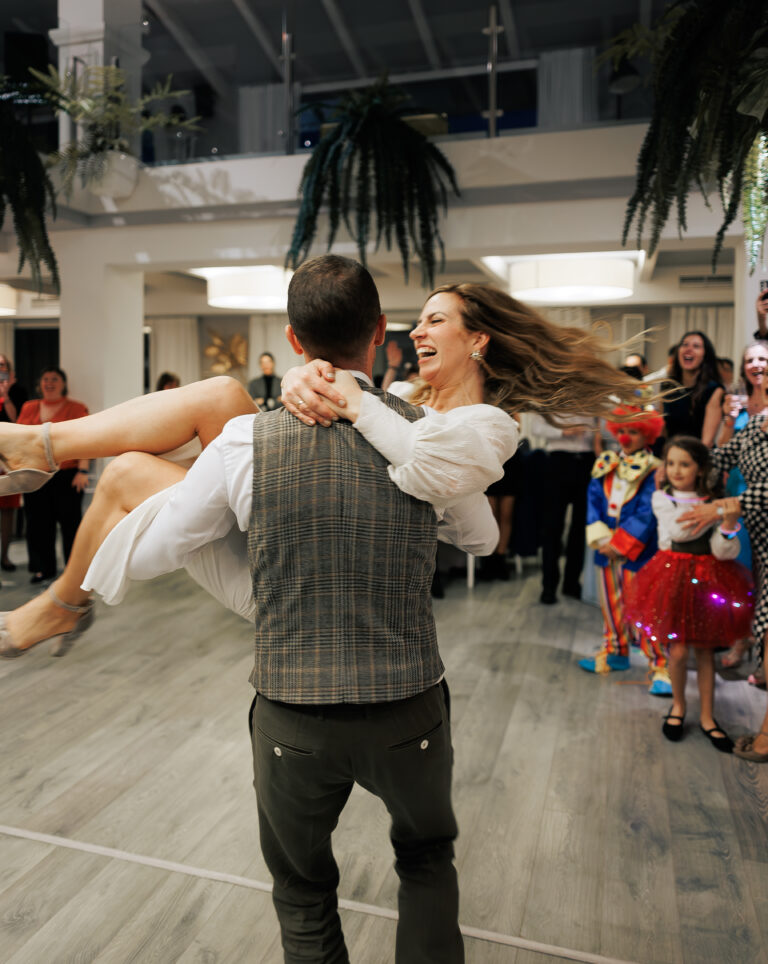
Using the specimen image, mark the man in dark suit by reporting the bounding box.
[248,351,283,410]
[128,255,497,962]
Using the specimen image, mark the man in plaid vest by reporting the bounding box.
[128,255,497,962]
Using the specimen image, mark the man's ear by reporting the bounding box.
[285,324,305,356]
[374,314,387,347]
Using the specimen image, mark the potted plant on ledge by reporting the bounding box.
[31,64,199,199]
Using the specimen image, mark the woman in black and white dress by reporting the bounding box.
[679,412,768,760]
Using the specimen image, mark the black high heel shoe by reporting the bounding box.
[699,720,734,754]
[662,712,685,742]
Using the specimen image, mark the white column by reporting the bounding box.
[733,242,760,361]
[57,242,144,412]
[51,0,148,149]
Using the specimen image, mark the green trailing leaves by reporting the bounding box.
[0,80,59,292]
[30,64,200,196]
[618,0,768,270]
[286,79,460,288]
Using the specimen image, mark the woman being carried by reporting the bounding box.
[0,282,644,656]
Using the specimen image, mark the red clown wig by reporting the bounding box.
[605,404,664,445]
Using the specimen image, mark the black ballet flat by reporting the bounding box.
[699,720,734,754]
[662,712,685,742]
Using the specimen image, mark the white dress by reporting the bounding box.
[83,387,518,622]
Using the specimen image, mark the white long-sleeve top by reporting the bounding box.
[125,377,515,583]
[652,489,741,559]
[354,390,518,509]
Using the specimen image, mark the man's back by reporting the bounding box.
[247,386,442,703]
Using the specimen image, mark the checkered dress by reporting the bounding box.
[711,412,768,658]
[247,383,442,704]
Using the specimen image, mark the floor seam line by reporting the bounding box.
[0,823,639,964]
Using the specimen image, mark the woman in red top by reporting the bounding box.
[18,368,89,583]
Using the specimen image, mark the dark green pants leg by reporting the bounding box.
[252,696,353,963]
[353,682,463,964]
[251,684,463,964]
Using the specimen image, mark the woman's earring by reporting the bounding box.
[470,350,484,362]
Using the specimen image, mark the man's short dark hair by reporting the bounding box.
[287,255,381,361]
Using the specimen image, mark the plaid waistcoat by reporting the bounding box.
[246,383,442,703]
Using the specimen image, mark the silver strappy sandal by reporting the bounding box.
[0,422,60,496]
[0,584,93,659]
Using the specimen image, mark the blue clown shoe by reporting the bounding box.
[578,651,630,674]
[648,668,673,697]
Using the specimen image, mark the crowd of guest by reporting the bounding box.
[3,296,767,763]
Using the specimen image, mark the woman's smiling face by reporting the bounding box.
[678,334,705,373]
[744,344,768,389]
[40,371,65,400]
[410,291,486,387]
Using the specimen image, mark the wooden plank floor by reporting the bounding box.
[0,556,767,963]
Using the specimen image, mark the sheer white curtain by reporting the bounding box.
[540,306,591,328]
[148,317,200,390]
[669,306,734,357]
[0,321,14,364]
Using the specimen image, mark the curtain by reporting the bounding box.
[148,316,200,390]
[668,306,734,357]
[540,307,591,328]
[0,321,14,364]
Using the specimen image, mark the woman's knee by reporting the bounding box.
[206,375,255,414]
[98,452,158,499]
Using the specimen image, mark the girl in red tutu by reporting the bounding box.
[625,436,754,752]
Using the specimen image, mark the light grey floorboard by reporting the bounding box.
[0,561,767,962]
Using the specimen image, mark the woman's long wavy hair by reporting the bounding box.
[668,330,720,409]
[409,283,649,423]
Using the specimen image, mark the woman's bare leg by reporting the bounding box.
[4,452,186,650]
[0,376,257,472]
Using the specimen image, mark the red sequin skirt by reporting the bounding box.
[624,550,754,648]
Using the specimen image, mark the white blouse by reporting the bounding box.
[354,390,519,510]
[652,489,741,560]
[84,378,517,615]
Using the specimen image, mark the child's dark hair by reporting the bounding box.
[662,435,723,498]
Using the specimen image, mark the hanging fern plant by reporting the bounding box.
[611,0,768,270]
[0,79,59,292]
[286,78,460,288]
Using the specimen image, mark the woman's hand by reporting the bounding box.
[281,360,348,427]
[385,340,403,369]
[72,470,89,493]
[719,496,742,531]
[677,501,724,535]
[323,370,363,422]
